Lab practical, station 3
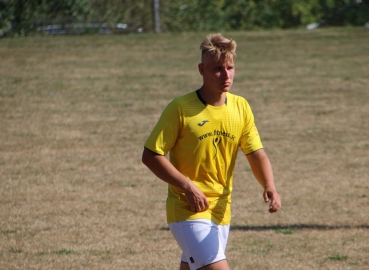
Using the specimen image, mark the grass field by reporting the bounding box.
[1,28,369,269]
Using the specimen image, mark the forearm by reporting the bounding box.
[142,147,209,212]
[246,149,276,191]
[141,148,192,191]
[246,149,281,213]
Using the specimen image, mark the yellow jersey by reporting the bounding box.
[144,90,263,225]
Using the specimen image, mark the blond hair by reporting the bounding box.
[200,33,236,62]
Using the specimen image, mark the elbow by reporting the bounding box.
[142,147,158,167]
[142,149,149,166]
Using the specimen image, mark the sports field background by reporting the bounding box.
[0,28,368,269]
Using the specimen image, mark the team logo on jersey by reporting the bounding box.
[212,137,222,159]
[198,120,209,126]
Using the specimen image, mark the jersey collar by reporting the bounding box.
[196,89,227,106]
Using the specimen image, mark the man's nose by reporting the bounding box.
[221,69,230,79]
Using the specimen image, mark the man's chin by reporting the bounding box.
[220,87,231,93]
[221,84,232,91]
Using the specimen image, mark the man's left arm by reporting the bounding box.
[246,149,281,213]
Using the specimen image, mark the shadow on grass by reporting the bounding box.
[231,224,369,231]
[160,224,369,231]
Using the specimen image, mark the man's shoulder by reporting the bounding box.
[172,91,198,103]
[227,92,248,105]
[167,90,200,109]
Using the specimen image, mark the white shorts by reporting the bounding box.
[168,219,230,270]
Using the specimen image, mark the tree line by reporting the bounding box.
[1,0,368,37]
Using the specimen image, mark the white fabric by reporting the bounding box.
[168,219,230,270]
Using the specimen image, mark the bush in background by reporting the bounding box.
[1,0,368,37]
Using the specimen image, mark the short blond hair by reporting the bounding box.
[200,33,236,62]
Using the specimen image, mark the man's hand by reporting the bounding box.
[142,148,209,212]
[263,189,281,213]
[184,182,209,212]
[246,149,281,214]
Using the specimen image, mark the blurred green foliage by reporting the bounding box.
[164,0,369,31]
[1,0,368,37]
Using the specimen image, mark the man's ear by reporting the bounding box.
[198,63,204,75]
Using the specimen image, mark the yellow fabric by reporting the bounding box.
[144,91,263,225]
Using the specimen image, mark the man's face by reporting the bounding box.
[198,55,235,94]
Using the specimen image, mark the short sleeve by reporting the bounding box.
[144,100,181,156]
[239,100,263,155]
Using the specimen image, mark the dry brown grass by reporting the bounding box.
[0,28,368,269]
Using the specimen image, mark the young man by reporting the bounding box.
[142,33,281,270]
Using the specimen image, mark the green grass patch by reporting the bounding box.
[275,228,294,234]
[9,247,22,253]
[12,78,22,84]
[328,254,348,261]
[1,230,16,234]
[54,248,80,255]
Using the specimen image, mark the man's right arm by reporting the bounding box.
[141,147,209,212]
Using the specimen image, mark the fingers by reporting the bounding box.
[189,199,209,212]
[264,190,281,213]
[268,199,280,213]
[263,190,269,203]
[186,193,209,212]
[190,196,209,212]
[185,185,209,212]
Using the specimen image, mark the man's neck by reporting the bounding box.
[198,87,227,107]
